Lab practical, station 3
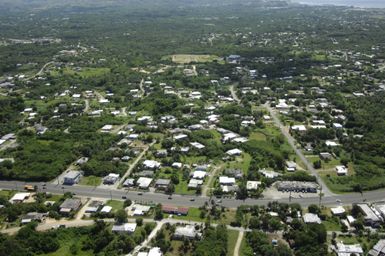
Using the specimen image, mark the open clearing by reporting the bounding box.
[169,54,220,64]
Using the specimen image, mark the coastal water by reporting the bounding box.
[294,0,385,8]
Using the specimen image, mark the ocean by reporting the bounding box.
[293,0,385,8]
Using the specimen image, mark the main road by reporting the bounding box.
[0,180,383,208]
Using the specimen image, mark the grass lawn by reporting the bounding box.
[106,200,124,212]
[45,194,64,202]
[172,207,205,222]
[323,218,341,231]
[0,190,16,199]
[225,153,252,175]
[51,67,110,78]
[249,131,267,141]
[227,230,239,256]
[174,179,195,195]
[79,176,102,186]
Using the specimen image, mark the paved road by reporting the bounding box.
[264,103,332,196]
[116,142,155,188]
[1,180,383,209]
[34,61,55,77]
[230,84,240,103]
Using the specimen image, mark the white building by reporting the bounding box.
[136,177,153,189]
[336,165,348,176]
[219,176,236,186]
[303,213,321,224]
[143,160,161,169]
[333,242,363,256]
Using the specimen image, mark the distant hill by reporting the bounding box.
[0,0,290,13]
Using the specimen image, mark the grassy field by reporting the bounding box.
[226,153,252,175]
[79,176,102,186]
[227,230,239,256]
[169,54,220,64]
[51,67,110,78]
[105,200,124,212]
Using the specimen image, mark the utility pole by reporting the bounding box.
[319,186,324,207]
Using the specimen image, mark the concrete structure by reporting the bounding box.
[63,170,82,185]
[276,181,318,193]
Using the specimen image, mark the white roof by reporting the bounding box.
[100,206,112,213]
[101,124,113,130]
[9,192,30,203]
[347,215,356,224]
[190,142,205,149]
[336,165,348,175]
[174,134,188,140]
[247,181,261,190]
[335,242,363,255]
[137,177,153,188]
[326,140,339,147]
[192,170,207,180]
[112,223,137,233]
[143,160,161,169]
[148,247,163,256]
[219,176,236,185]
[303,213,321,224]
[107,173,120,178]
[292,125,307,131]
[226,149,242,156]
[331,206,346,215]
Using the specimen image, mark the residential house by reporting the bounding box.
[173,225,201,240]
[333,242,363,256]
[303,213,322,224]
[154,179,171,191]
[21,212,47,224]
[59,198,82,215]
[162,205,189,216]
[112,223,137,234]
[136,177,153,189]
[368,239,385,256]
[103,173,120,185]
[9,193,31,204]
